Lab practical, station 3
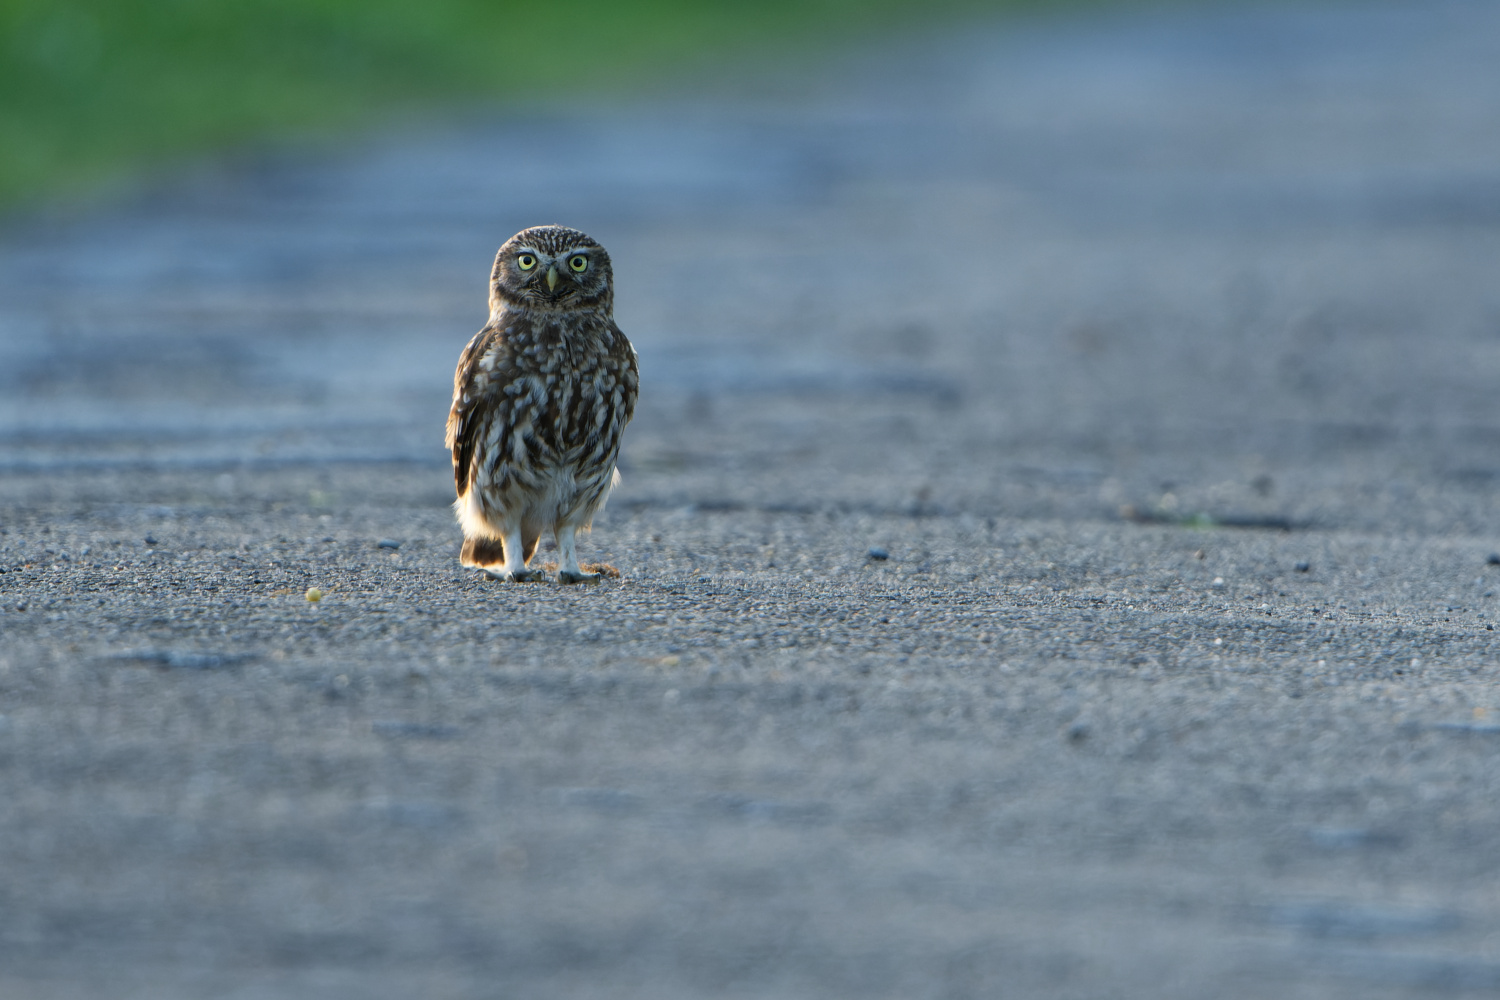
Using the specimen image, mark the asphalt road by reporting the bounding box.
[5,2,1500,996]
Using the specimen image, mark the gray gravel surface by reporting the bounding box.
[6,2,1500,997]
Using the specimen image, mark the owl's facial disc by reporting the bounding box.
[495,237,606,309]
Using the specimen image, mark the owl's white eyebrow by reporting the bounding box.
[513,246,541,257]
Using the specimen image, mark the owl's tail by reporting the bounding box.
[460,536,507,569]
[460,534,541,569]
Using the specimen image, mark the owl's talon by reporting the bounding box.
[558,570,602,585]
[482,567,540,583]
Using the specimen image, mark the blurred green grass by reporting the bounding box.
[0,0,1075,210]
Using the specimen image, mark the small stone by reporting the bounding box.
[1488,554,1500,566]
[377,539,401,550]
[868,547,890,561]
[1295,561,1310,572]
[110,650,240,670]
[373,720,460,740]
[1212,577,1225,588]
[143,535,158,546]
[306,587,323,602]
[1306,827,1397,850]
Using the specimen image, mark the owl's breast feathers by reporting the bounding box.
[447,309,638,496]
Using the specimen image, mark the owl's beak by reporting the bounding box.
[546,266,559,292]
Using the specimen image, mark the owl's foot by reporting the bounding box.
[481,567,541,583]
[558,569,602,585]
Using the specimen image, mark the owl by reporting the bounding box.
[446,226,638,583]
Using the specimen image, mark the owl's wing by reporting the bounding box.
[615,322,639,427]
[446,327,496,495]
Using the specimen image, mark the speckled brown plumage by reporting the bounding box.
[446,226,638,582]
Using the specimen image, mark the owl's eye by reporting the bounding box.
[569,255,588,272]
[516,254,537,271]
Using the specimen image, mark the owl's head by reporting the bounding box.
[489,225,613,314]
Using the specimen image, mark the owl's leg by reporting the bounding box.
[471,526,538,582]
[555,521,599,585]
[493,525,542,582]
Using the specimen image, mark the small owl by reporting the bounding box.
[446,226,638,583]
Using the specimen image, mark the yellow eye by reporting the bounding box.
[517,253,536,271]
[569,254,588,272]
